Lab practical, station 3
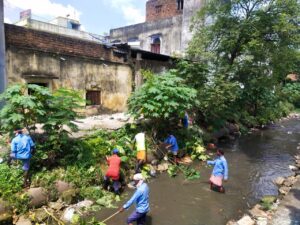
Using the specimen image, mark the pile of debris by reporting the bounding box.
[0,181,101,225]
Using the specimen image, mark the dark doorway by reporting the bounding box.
[86,90,101,106]
[151,37,161,54]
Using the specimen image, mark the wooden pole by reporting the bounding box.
[0,0,6,108]
[101,210,120,223]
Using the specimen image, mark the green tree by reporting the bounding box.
[127,70,197,129]
[0,84,84,156]
[188,0,300,126]
[0,84,51,134]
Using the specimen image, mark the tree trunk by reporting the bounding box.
[0,0,6,108]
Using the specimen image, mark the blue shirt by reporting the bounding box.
[11,134,35,160]
[182,114,189,128]
[123,182,150,213]
[207,156,228,180]
[164,135,179,152]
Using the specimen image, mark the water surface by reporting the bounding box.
[96,118,300,225]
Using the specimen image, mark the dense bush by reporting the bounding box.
[128,70,197,123]
[0,164,29,213]
[281,82,300,108]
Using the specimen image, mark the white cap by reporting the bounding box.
[133,173,144,181]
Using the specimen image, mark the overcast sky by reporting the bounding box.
[4,0,147,35]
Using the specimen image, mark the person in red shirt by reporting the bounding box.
[104,148,121,195]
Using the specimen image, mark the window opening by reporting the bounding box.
[177,0,184,10]
[27,83,49,95]
[86,90,101,106]
[155,5,162,13]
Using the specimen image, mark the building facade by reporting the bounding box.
[110,0,204,56]
[15,11,108,44]
[5,24,173,115]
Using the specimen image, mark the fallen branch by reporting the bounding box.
[43,207,65,225]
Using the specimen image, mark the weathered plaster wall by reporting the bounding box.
[110,0,204,56]
[6,47,132,114]
[181,0,204,52]
[110,16,183,56]
[5,24,174,115]
[136,59,171,74]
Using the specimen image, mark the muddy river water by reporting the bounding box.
[96,118,300,225]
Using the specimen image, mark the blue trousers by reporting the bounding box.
[127,210,147,225]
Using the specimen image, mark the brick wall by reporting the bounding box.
[5,24,125,63]
[146,0,182,22]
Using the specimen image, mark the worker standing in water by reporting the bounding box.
[207,149,228,193]
[119,173,150,225]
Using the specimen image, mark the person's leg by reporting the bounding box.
[103,176,110,190]
[112,180,121,195]
[22,159,30,188]
[127,210,142,225]
[219,186,225,193]
[172,152,178,165]
[135,160,144,174]
[135,160,141,173]
[137,213,147,225]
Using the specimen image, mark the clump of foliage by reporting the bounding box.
[190,143,209,161]
[127,70,197,127]
[281,82,300,108]
[0,164,29,213]
[260,196,276,211]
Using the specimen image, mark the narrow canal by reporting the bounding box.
[97,118,300,225]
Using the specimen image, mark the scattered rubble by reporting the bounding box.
[274,177,285,186]
[15,216,32,225]
[283,176,297,187]
[72,113,132,137]
[55,181,73,194]
[61,189,78,205]
[236,215,255,225]
[157,162,170,172]
[27,187,48,208]
[249,205,268,219]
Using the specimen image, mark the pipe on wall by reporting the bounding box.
[0,0,6,107]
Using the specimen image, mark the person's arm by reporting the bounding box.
[164,138,172,149]
[223,160,229,180]
[170,138,176,148]
[122,189,140,210]
[207,159,216,166]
